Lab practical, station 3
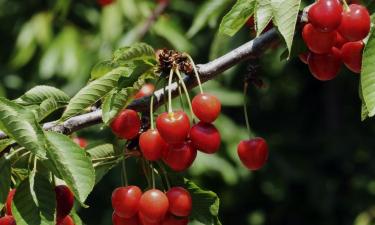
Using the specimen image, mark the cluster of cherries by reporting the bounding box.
[111,186,191,225]
[300,0,370,81]
[0,185,75,225]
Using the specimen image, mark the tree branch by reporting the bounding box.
[0,28,279,140]
[137,1,169,40]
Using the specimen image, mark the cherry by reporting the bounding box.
[338,4,370,41]
[55,185,74,221]
[302,23,336,54]
[163,142,197,172]
[0,216,16,225]
[307,47,341,81]
[299,52,309,64]
[112,212,140,225]
[192,93,221,123]
[139,214,161,225]
[237,137,269,170]
[73,137,87,148]
[5,189,15,215]
[334,32,348,48]
[156,111,190,145]
[135,84,155,99]
[161,214,188,225]
[139,129,167,161]
[139,189,169,223]
[112,186,142,219]
[166,187,192,217]
[111,109,141,140]
[308,0,342,32]
[98,0,114,6]
[57,216,75,225]
[190,122,221,154]
[341,41,364,73]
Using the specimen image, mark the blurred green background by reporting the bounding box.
[1,0,375,224]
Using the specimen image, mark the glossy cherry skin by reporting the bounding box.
[57,216,75,225]
[341,41,364,73]
[237,137,269,170]
[156,111,190,144]
[299,52,309,64]
[55,185,74,221]
[308,0,342,32]
[139,213,161,225]
[190,122,221,154]
[0,216,16,225]
[161,214,189,225]
[338,4,371,41]
[135,84,155,99]
[302,23,336,54]
[163,143,197,172]
[111,109,141,140]
[166,187,192,217]
[139,189,169,223]
[5,189,16,215]
[307,47,341,81]
[73,137,88,148]
[112,186,142,219]
[139,129,167,161]
[334,32,348,48]
[192,93,221,123]
[112,212,140,225]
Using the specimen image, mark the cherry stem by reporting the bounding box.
[185,54,204,94]
[175,69,194,119]
[150,162,156,189]
[157,162,171,190]
[163,82,168,112]
[150,78,162,130]
[5,147,25,160]
[141,159,151,188]
[342,0,349,11]
[168,69,174,113]
[243,82,254,139]
[178,83,185,109]
[121,158,128,186]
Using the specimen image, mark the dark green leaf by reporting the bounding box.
[113,43,155,64]
[361,29,375,116]
[102,88,136,124]
[0,139,15,154]
[15,85,70,105]
[36,98,66,122]
[90,60,119,80]
[0,157,11,211]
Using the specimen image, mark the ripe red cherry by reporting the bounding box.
[334,32,348,48]
[112,212,140,225]
[98,0,114,6]
[302,23,336,54]
[135,84,155,99]
[5,189,16,215]
[338,4,370,41]
[73,137,88,148]
[139,129,167,161]
[341,41,364,73]
[192,93,221,123]
[156,111,190,144]
[57,216,75,225]
[163,143,197,172]
[111,186,142,219]
[139,213,161,225]
[166,187,192,217]
[237,137,269,170]
[308,0,342,32]
[299,52,309,64]
[139,189,169,223]
[55,185,74,221]
[111,109,141,140]
[0,216,16,225]
[307,47,341,81]
[190,122,221,154]
[161,214,188,225]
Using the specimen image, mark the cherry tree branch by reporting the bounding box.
[0,28,279,140]
[137,1,169,40]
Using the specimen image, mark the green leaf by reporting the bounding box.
[70,210,83,225]
[60,69,123,120]
[87,144,115,159]
[219,0,256,37]
[0,157,11,211]
[90,60,119,80]
[0,139,15,154]
[361,29,375,117]
[113,43,155,64]
[15,85,70,105]
[256,0,273,36]
[187,0,231,37]
[102,88,136,124]
[271,0,301,55]
[36,98,66,122]
[12,171,56,225]
[118,62,154,89]
[46,131,95,205]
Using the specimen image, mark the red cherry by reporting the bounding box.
[98,0,114,6]
[139,213,161,225]
[111,109,141,140]
[156,111,190,144]
[308,0,342,32]
[139,189,169,223]
[190,122,221,154]
[192,93,221,123]
[338,4,370,41]
[163,143,197,172]
[161,214,188,225]
[246,16,255,28]
[341,41,364,73]
[57,216,75,225]
[0,216,16,225]
[166,187,192,217]
[334,32,348,48]
[299,52,309,64]
[112,186,142,219]
[237,137,269,170]
[55,185,74,221]
[5,189,15,215]
[139,129,167,161]
[112,212,140,225]
[135,84,155,99]
[302,23,336,54]
[73,137,88,148]
[307,47,341,81]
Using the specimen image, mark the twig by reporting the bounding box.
[137,1,169,40]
